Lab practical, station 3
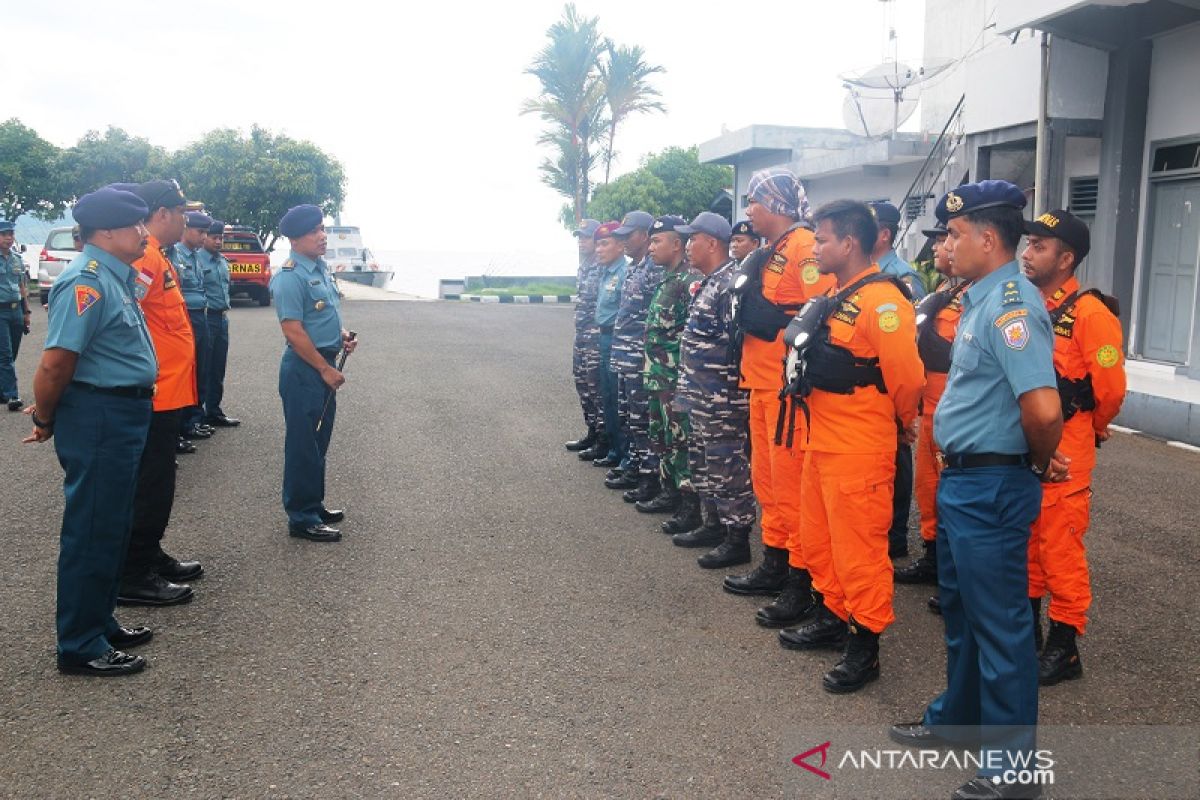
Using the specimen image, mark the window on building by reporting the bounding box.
[1151,141,1200,174]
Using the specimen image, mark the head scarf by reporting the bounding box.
[747,168,811,222]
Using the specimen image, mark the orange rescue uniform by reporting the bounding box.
[134,234,197,411]
[800,266,925,633]
[738,225,836,568]
[1027,277,1125,634]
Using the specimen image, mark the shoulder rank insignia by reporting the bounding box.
[1001,280,1022,306]
[85,259,99,273]
[75,285,101,315]
[282,259,295,270]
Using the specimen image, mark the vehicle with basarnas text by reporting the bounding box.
[220,225,272,306]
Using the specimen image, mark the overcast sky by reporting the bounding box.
[7,0,926,258]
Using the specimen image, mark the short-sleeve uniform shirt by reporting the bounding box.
[270,251,343,350]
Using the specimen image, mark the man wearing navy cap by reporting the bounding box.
[24,187,159,676]
[587,221,628,466]
[890,181,1064,800]
[173,211,215,439]
[200,219,239,427]
[566,219,603,453]
[0,218,30,410]
[271,205,356,541]
[729,220,760,263]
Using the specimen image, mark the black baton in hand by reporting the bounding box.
[316,331,356,432]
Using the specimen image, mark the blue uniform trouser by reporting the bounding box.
[185,308,210,428]
[53,385,152,663]
[598,331,622,460]
[205,310,229,418]
[280,348,336,527]
[924,465,1042,778]
[0,305,23,399]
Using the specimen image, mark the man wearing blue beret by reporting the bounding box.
[173,210,216,439]
[24,187,159,677]
[0,219,31,411]
[890,180,1065,800]
[200,219,239,427]
[270,204,356,541]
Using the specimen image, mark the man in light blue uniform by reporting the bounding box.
[172,211,214,438]
[890,182,1065,800]
[200,219,239,427]
[270,204,356,542]
[24,187,159,677]
[589,221,628,467]
[0,219,31,410]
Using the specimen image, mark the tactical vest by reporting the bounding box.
[1049,288,1119,422]
[915,282,968,375]
[730,223,812,345]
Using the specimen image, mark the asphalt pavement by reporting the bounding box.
[1,299,1197,799]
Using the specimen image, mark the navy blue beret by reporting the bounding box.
[185,211,214,229]
[0,219,14,233]
[937,180,1027,221]
[279,204,323,238]
[73,188,150,229]
[207,219,226,235]
[133,179,188,212]
[868,202,902,227]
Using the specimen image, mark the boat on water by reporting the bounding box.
[325,225,394,288]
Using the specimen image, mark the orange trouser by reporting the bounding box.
[800,450,896,633]
[1028,476,1093,634]
[749,389,807,567]
[914,413,940,543]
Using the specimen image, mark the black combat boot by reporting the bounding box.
[927,595,941,615]
[671,501,725,547]
[722,545,789,596]
[636,481,679,514]
[821,617,881,694]
[579,433,609,461]
[755,568,816,627]
[1031,597,1044,653]
[778,599,848,650]
[1038,620,1083,686]
[604,467,638,489]
[661,491,701,533]
[697,525,751,569]
[894,539,938,584]
[623,472,660,503]
[565,425,597,452]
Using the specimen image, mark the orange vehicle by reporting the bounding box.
[220,225,272,306]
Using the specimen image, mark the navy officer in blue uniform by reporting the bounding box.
[890,181,1066,800]
[0,218,31,410]
[24,187,160,677]
[270,204,356,542]
[172,210,215,439]
[200,219,239,427]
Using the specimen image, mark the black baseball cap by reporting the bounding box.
[1025,209,1090,261]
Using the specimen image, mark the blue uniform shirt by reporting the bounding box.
[199,248,231,311]
[270,251,343,350]
[45,244,158,388]
[0,249,25,303]
[594,256,627,327]
[878,249,926,301]
[171,243,211,310]
[934,260,1056,455]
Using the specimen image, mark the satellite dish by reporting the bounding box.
[840,59,954,138]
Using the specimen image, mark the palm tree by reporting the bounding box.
[599,43,665,185]
[521,4,607,224]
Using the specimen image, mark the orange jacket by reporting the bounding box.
[134,234,197,411]
[739,226,836,390]
[921,282,968,409]
[806,266,925,454]
[1045,277,1126,472]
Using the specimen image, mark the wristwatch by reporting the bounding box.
[32,413,54,430]
[1030,461,1049,481]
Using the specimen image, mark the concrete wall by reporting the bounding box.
[1048,38,1109,119]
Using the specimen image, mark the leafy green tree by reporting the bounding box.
[599,44,665,185]
[0,118,65,220]
[587,147,730,224]
[57,127,169,199]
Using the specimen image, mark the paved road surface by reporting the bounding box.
[2,300,1196,798]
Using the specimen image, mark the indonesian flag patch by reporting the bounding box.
[75,285,101,315]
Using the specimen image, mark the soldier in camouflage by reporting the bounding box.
[636,215,703,528]
[672,212,755,570]
[566,219,604,453]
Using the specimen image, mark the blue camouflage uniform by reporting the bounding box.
[199,245,232,420]
[612,253,665,475]
[594,255,627,459]
[171,241,211,428]
[47,242,158,664]
[572,254,603,430]
[270,250,344,528]
[922,184,1057,785]
[0,244,27,401]
[676,259,753,528]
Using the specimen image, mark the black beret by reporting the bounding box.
[868,202,902,227]
[1025,209,1090,261]
[731,220,758,238]
[279,204,323,238]
[207,220,226,235]
[937,181,1027,221]
[185,211,214,229]
[73,188,150,229]
[133,179,188,212]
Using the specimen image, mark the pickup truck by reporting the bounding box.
[220,226,272,306]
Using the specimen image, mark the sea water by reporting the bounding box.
[375,249,574,298]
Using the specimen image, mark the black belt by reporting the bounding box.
[189,307,208,316]
[208,308,228,315]
[938,452,1030,469]
[3,301,17,309]
[599,324,614,334]
[71,381,154,400]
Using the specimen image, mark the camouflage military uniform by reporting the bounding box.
[643,263,701,491]
[676,259,754,528]
[572,256,603,430]
[612,254,665,474]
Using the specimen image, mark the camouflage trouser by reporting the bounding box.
[689,414,755,528]
[572,323,602,429]
[617,372,654,473]
[649,389,690,490]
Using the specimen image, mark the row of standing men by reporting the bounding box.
[565,170,1126,800]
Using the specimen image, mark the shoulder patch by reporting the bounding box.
[800,259,820,284]
[994,308,1028,328]
[1096,344,1120,368]
[75,285,101,315]
[767,252,787,274]
[1001,319,1030,350]
[878,309,901,333]
[688,280,702,297]
[875,302,898,314]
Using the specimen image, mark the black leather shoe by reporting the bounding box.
[622,473,660,504]
[605,471,638,490]
[888,722,950,748]
[156,553,203,582]
[755,568,816,627]
[7,397,23,411]
[671,522,725,548]
[117,574,194,606]
[1038,621,1083,686]
[636,483,679,514]
[578,438,608,461]
[176,437,197,454]
[319,507,345,524]
[109,626,153,649]
[779,606,848,650]
[952,777,1042,799]
[57,648,145,677]
[894,540,938,584]
[183,425,213,440]
[928,595,942,615]
[565,427,597,451]
[724,546,789,596]
[592,454,621,468]
[205,414,241,427]
[289,523,341,542]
